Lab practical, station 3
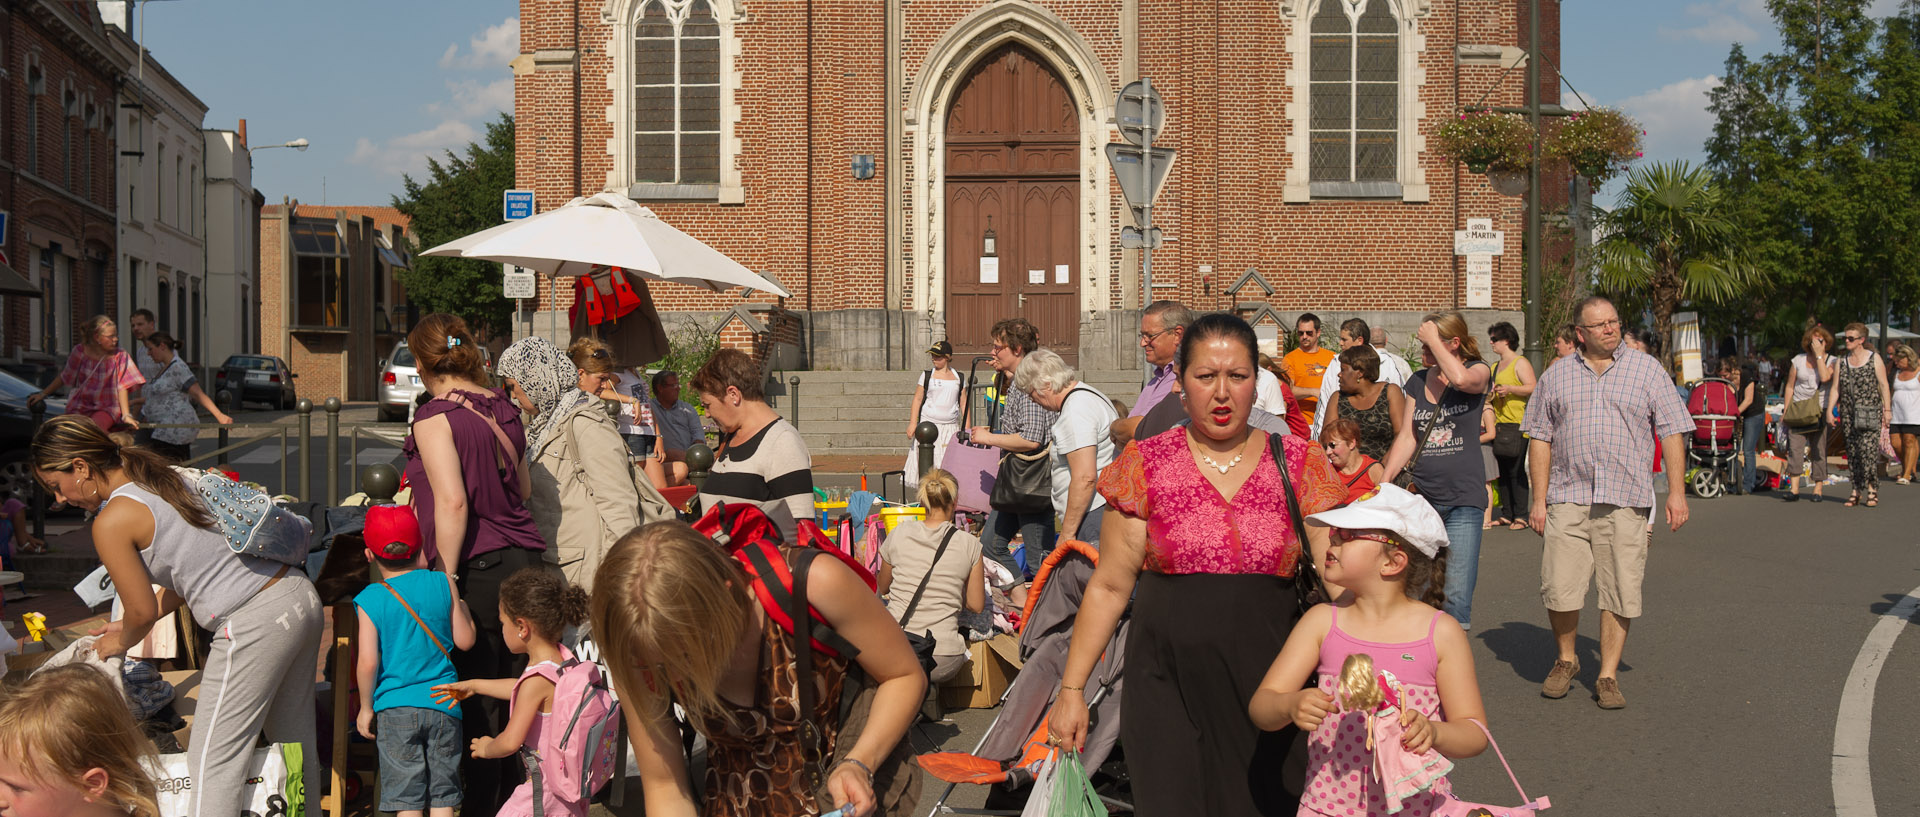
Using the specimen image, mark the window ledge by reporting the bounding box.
[1308,181,1406,199]
[289,325,351,334]
[626,183,743,204]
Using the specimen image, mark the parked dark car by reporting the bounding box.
[215,355,298,410]
[0,368,63,506]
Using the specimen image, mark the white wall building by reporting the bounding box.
[106,17,210,365]
[203,127,259,366]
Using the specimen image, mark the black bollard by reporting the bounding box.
[297,398,313,502]
[324,398,342,505]
[915,421,939,483]
[686,443,715,492]
[362,463,401,505]
[789,375,802,429]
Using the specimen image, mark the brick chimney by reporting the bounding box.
[238,119,248,148]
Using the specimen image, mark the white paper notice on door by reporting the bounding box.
[979,257,999,284]
[1028,269,1045,284]
[1055,264,1069,283]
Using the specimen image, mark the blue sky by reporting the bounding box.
[125,0,1903,209]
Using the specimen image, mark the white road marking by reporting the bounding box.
[352,447,402,465]
[1834,583,1920,817]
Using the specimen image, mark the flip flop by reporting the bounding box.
[1509,520,1530,530]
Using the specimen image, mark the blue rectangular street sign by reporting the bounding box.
[503,190,535,221]
[0,210,11,246]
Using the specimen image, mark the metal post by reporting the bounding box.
[362,463,401,505]
[216,425,230,470]
[686,443,715,492]
[1141,77,1155,307]
[324,398,341,504]
[297,398,313,501]
[790,376,802,429]
[1524,0,1544,369]
[915,421,938,483]
[29,400,45,540]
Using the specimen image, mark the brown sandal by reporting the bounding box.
[1845,492,1859,507]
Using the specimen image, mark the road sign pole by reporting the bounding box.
[1141,78,1154,308]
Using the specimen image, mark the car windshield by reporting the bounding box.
[392,346,416,367]
[0,369,37,401]
[224,357,278,371]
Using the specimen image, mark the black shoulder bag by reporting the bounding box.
[988,386,1094,514]
[893,526,959,678]
[1269,432,1330,616]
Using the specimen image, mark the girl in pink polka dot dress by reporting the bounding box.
[1249,485,1491,817]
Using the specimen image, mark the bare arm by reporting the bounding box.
[1387,385,1408,437]
[1421,323,1489,394]
[415,414,469,574]
[1426,623,1489,758]
[1109,415,1143,447]
[1059,446,1099,538]
[968,427,1042,453]
[906,382,927,438]
[471,677,554,758]
[965,558,986,613]
[1737,381,1755,414]
[627,699,699,817]
[117,386,138,429]
[875,558,894,596]
[1380,385,1420,483]
[1878,357,1892,426]
[91,499,163,658]
[1527,438,1553,534]
[186,382,233,424]
[808,555,928,815]
[28,373,65,404]
[355,608,381,739]
[448,573,477,651]
[1049,507,1143,748]
[1501,357,1539,398]
[1782,361,1799,403]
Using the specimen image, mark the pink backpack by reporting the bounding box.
[522,653,622,806]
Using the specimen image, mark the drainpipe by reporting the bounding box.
[573,0,582,195]
[884,0,901,370]
[804,0,816,369]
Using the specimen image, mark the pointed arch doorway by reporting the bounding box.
[944,44,1081,363]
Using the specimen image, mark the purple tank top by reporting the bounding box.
[403,388,545,562]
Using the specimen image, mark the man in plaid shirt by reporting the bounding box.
[968,317,1059,576]
[1521,296,1692,710]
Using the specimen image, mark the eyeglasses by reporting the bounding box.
[990,343,1010,354]
[1333,529,1400,546]
[1138,327,1177,343]
[1580,318,1622,331]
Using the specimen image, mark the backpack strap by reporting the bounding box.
[740,544,860,659]
[378,579,453,666]
[435,391,526,503]
[787,546,826,794]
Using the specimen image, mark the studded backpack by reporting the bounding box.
[173,466,314,567]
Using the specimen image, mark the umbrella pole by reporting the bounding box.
[547,272,558,343]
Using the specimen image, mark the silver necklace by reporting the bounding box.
[1199,449,1243,474]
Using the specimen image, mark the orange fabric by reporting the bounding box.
[1020,539,1101,630]
[1295,439,1348,517]
[1284,347,1337,412]
[1097,441,1150,518]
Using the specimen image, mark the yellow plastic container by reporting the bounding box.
[879,505,926,533]
[814,500,848,528]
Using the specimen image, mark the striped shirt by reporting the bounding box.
[700,418,815,533]
[1521,347,1693,509]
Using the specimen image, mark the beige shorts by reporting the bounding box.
[1542,503,1649,618]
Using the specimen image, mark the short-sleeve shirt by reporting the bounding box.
[880,520,984,657]
[653,398,705,452]
[1130,364,1177,419]
[1405,365,1491,509]
[60,344,145,419]
[613,373,656,436]
[1098,428,1344,576]
[700,419,815,531]
[995,379,1057,445]
[354,569,460,712]
[1048,385,1119,517]
[1283,346,1337,412]
[1520,347,1695,509]
[133,342,163,383]
[141,358,203,446]
[402,389,546,562]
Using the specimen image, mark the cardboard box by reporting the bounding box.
[939,633,1023,710]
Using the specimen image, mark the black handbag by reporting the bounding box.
[894,526,959,678]
[1491,423,1527,459]
[1269,433,1330,615]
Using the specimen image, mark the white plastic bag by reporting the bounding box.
[1020,749,1059,817]
[149,743,305,817]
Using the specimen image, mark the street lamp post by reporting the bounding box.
[254,138,310,152]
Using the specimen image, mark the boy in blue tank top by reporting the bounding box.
[354,505,477,817]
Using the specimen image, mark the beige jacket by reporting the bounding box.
[528,400,641,590]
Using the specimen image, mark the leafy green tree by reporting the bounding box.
[1592,161,1762,369]
[393,114,516,336]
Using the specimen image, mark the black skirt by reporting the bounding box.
[1121,571,1308,817]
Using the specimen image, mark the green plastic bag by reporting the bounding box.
[1047,750,1108,817]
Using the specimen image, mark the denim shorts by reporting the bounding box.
[626,433,657,459]
[375,706,464,811]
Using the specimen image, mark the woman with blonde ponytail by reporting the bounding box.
[30,414,322,817]
[0,665,161,817]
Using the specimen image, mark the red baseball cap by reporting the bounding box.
[364,505,422,561]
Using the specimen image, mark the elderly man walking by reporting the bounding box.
[1523,296,1693,710]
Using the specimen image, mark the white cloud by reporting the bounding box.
[1611,75,1724,165]
[427,77,514,119]
[1657,0,1767,44]
[346,120,480,181]
[439,18,520,71]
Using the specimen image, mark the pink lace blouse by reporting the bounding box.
[1098,428,1345,576]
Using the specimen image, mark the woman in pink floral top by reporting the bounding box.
[27,315,145,432]
[1048,313,1346,816]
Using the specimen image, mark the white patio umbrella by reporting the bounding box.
[1863,323,1920,341]
[421,191,789,296]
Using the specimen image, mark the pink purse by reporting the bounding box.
[1431,719,1551,817]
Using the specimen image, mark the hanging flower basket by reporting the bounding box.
[1435,111,1534,175]
[1487,168,1529,196]
[1543,107,1643,183]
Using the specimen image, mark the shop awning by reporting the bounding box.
[0,261,38,297]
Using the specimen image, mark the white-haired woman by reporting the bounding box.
[1015,349,1119,546]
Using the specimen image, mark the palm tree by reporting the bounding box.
[1592,160,1762,370]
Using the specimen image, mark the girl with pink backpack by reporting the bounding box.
[434,568,616,817]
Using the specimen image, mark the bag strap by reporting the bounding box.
[896,526,960,626]
[787,546,826,793]
[1462,717,1540,806]
[378,579,453,665]
[1267,433,1326,601]
[1404,374,1455,474]
[915,370,932,425]
[436,392,524,502]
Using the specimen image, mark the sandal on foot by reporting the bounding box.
[1867,490,1878,508]
[1845,492,1859,507]
[1510,520,1530,530]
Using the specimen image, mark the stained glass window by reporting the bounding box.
[633,0,722,185]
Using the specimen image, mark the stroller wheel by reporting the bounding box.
[1691,468,1725,499]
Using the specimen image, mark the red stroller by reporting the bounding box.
[1686,377,1742,498]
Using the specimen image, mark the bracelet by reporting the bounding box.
[833,758,873,782]
[1060,684,1084,692]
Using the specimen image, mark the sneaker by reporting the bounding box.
[1541,659,1579,699]
[1596,677,1627,710]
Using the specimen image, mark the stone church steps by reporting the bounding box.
[780,369,1146,457]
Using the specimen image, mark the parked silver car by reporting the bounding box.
[378,341,423,422]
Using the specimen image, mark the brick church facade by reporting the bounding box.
[512,0,1562,370]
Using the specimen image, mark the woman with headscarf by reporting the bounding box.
[495,336,642,591]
